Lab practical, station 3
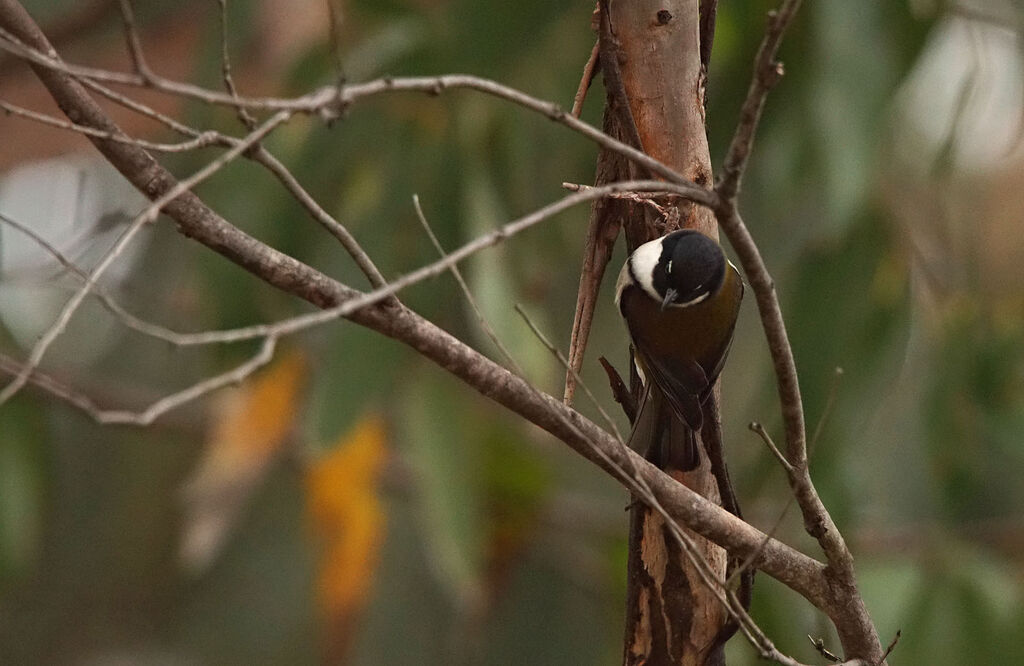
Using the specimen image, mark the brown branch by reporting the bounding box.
[0,98,221,151]
[709,1,886,661]
[570,39,599,118]
[215,0,257,130]
[115,0,153,81]
[714,200,882,662]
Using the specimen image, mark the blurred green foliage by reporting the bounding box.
[2,0,1024,664]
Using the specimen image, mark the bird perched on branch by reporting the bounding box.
[615,229,743,471]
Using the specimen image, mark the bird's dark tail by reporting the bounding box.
[627,387,700,472]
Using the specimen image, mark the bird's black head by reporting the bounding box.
[651,230,726,309]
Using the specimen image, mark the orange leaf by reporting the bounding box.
[306,414,388,624]
[179,350,307,571]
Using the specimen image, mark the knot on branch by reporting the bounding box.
[804,515,827,539]
[545,103,566,121]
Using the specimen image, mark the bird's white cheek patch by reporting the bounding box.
[630,239,663,301]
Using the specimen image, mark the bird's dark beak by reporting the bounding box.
[660,288,677,311]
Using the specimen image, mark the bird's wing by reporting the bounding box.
[632,341,708,432]
[702,265,745,395]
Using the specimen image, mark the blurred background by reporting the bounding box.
[0,0,1022,664]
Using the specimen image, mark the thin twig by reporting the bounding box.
[717,0,803,200]
[0,110,291,407]
[324,0,345,82]
[0,98,220,152]
[513,304,624,444]
[250,146,388,287]
[809,366,843,456]
[115,0,153,82]
[412,194,524,377]
[878,629,901,665]
[0,352,104,415]
[0,210,210,345]
[570,40,600,118]
[91,336,277,425]
[0,337,277,425]
[750,421,795,474]
[809,635,843,663]
[216,0,257,130]
[80,76,208,138]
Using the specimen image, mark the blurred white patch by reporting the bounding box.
[894,6,1024,171]
[0,155,149,364]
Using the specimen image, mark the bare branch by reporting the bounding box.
[115,0,153,82]
[750,421,794,474]
[91,336,277,425]
[412,194,524,377]
[80,76,207,138]
[0,352,105,415]
[250,146,388,288]
[0,98,221,152]
[216,0,257,130]
[0,210,216,345]
[570,39,599,118]
[809,635,843,663]
[879,629,902,664]
[0,337,277,426]
[809,366,844,455]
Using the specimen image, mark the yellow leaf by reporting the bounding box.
[205,349,308,467]
[179,350,307,572]
[306,414,388,624]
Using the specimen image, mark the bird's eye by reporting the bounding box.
[666,260,673,275]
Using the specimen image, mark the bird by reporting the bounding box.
[614,229,743,471]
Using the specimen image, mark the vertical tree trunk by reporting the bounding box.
[595,2,729,664]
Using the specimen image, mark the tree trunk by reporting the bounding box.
[595,2,730,664]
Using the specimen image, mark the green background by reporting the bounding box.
[1,0,1022,664]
